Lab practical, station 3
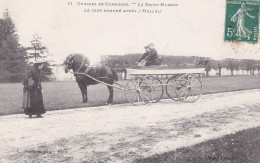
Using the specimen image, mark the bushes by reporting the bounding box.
[0,72,25,83]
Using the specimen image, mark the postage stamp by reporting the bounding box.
[224,0,259,43]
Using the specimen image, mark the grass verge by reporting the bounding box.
[135,126,260,163]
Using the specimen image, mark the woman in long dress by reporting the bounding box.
[22,61,46,118]
[231,2,255,40]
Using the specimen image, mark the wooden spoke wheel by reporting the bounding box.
[144,76,164,103]
[174,74,202,103]
[166,75,182,101]
[125,76,152,104]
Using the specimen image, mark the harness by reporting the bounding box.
[75,59,87,73]
[67,55,113,82]
[73,59,91,80]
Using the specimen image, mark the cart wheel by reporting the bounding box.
[145,76,164,103]
[166,75,181,101]
[174,74,202,103]
[125,76,152,104]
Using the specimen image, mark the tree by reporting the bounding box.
[0,9,16,42]
[205,61,212,77]
[27,34,48,60]
[257,61,260,75]
[241,59,256,75]
[0,9,28,82]
[234,61,240,75]
[217,62,223,76]
[40,62,53,81]
[27,34,53,80]
[224,59,237,76]
[101,55,130,72]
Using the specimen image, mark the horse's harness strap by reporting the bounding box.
[73,60,87,80]
[73,59,113,81]
[75,60,87,73]
[75,60,98,80]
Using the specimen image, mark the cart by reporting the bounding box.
[124,68,205,104]
[74,68,205,104]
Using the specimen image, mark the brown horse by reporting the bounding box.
[64,54,118,104]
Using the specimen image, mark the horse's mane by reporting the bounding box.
[64,54,90,65]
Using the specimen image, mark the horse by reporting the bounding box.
[63,54,118,104]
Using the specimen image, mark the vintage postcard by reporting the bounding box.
[0,0,260,162]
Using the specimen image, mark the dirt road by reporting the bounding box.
[1,89,260,162]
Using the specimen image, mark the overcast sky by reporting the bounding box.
[1,0,260,64]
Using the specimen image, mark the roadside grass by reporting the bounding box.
[134,126,260,163]
[0,75,260,115]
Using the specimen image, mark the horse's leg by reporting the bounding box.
[107,85,113,105]
[77,82,87,103]
[84,84,88,103]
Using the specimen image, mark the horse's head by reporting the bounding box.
[63,54,90,73]
[63,54,75,73]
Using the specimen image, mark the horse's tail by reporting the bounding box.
[111,68,118,81]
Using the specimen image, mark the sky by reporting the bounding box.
[1,0,260,64]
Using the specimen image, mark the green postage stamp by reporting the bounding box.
[224,0,259,43]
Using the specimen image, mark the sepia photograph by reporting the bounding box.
[0,0,260,162]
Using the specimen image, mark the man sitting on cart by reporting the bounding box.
[137,43,161,66]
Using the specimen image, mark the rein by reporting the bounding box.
[67,55,117,85]
[72,58,113,81]
[70,71,124,90]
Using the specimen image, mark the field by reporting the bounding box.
[1,75,260,115]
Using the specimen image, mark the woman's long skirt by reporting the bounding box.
[22,88,46,115]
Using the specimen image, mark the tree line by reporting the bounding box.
[0,9,52,83]
[101,54,260,77]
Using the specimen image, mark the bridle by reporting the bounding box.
[65,55,89,74]
[65,55,74,70]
